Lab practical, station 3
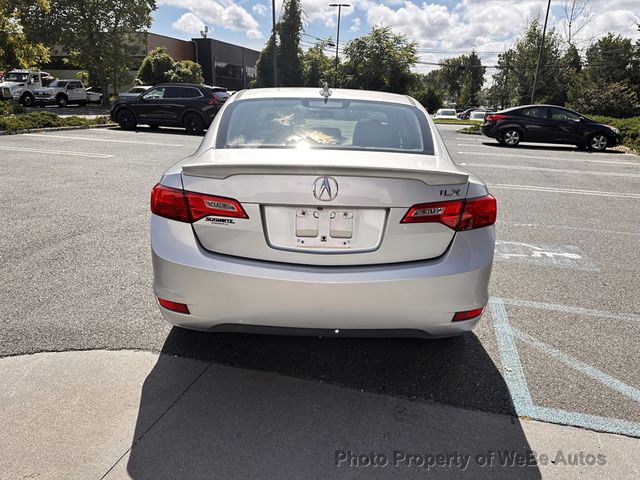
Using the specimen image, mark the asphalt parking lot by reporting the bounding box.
[0,124,638,472]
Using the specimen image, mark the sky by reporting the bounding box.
[152,0,640,75]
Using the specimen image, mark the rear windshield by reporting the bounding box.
[216,98,434,155]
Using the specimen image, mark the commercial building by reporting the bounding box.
[44,32,259,91]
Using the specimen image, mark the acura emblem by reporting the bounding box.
[313,176,338,201]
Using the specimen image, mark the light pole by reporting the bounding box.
[531,0,551,104]
[329,3,350,88]
[272,0,277,87]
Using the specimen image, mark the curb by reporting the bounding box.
[0,123,116,136]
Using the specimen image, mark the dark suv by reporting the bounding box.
[110,84,230,134]
[480,105,621,151]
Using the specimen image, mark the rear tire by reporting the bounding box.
[184,113,204,134]
[588,133,608,152]
[501,128,521,146]
[117,109,137,130]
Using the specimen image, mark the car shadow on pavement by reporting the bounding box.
[107,126,206,137]
[481,142,623,154]
[123,329,541,479]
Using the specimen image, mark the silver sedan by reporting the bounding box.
[150,87,496,337]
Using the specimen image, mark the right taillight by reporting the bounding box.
[151,184,248,222]
[208,94,219,105]
[400,194,496,231]
[486,114,508,121]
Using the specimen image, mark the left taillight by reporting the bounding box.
[151,184,248,222]
[400,194,496,231]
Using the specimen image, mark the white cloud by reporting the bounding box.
[160,0,263,39]
[252,3,267,16]
[350,17,361,32]
[172,12,206,34]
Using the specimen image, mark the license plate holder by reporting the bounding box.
[294,207,353,248]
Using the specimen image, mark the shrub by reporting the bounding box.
[0,112,112,132]
[0,100,26,115]
[590,115,640,152]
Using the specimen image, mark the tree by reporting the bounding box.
[341,26,418,93]
[136,47,174,85]
[277,0,303,86]
[302,40,334,87]
[255,38,276,87]
[488,19,565,107]
[15,0,156,103]
[0,0,50,70]
[456,51,485,106]
[583,34,636,86]
[567,79,640,118]
[409,74,443,113]
[566,33,640,117]
[561,0,593,45]
[167,60,204,84]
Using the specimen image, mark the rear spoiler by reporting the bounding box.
[182,150,469,186]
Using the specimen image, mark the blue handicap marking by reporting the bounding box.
[489,297,640,438]
[494,240,598,271]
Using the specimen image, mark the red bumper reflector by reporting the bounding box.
[452,307,484,322]
[158,298,190,314]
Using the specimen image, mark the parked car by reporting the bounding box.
[469,110,487,121]
[149,87,497,337]
[110,83,229,134]
[457,107,479,119]
[85,87,102,105]
[434,108,458,120]
[480,104,621,151]
[33,79,88,107]
[117,85,152,100]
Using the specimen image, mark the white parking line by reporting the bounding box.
[0,145,113,158]
[465,163,640,178]
[458,150,638,166]
[489,183,640,199]
[22,133,184,147]
[500,221,640,237]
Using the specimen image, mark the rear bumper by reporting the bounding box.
[151,215,495,337]
[480,124,496,138]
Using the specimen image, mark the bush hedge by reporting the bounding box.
[0,100,26,115]
[0,112,111,132]
[590,115,640,152]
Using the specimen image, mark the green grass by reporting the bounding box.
[432,118,481,125]
[0,111,112,133]
[459,124,481,134]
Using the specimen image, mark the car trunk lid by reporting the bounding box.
[180,148,469,266]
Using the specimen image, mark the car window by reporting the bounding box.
[217,98,433,155]
[520,107,548,119]
[50,80,68,88]
[6,73,29,82]
[176,87,201,99]
[142,87,165,100]
[549,108,580,121]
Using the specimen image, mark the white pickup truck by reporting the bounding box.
[32,79,96,107]
[0,70,53,106]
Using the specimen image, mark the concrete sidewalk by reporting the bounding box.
[0,351,637,480]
